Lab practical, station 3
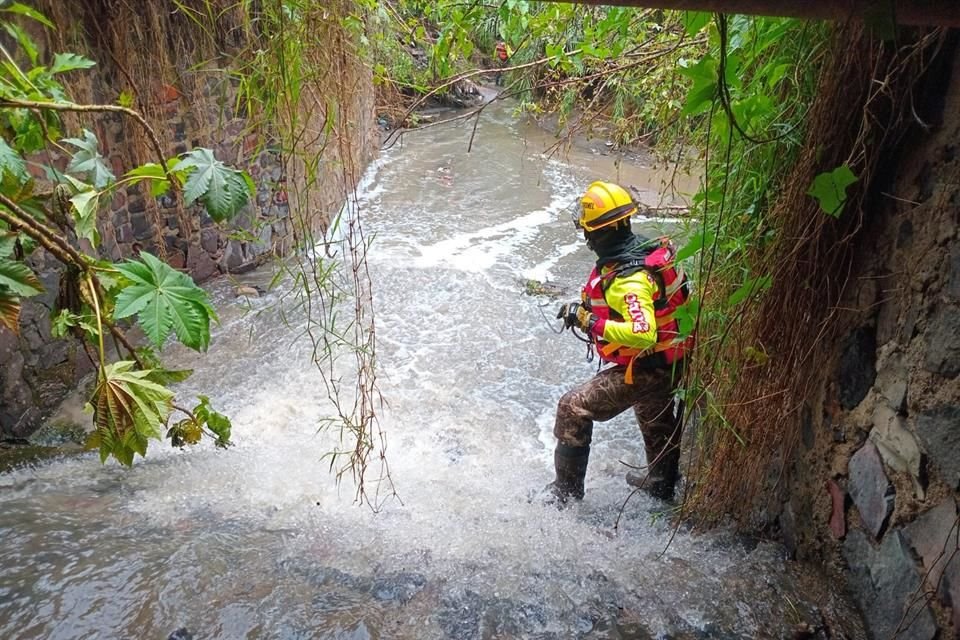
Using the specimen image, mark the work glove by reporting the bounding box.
[557,301,595,332]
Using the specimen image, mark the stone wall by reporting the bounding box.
[0,7,377,439]
[780,40,960,638]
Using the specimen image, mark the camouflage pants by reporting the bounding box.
[554,364,681,461]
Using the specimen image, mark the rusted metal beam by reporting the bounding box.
[537,1,960,27]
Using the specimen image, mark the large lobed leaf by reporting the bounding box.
[177,148,254,222]
[50,53,96,75]
[0,289,21,333]
[68,189,100,245]
[0,137,30,185]
[0,258,43,296]
[113,252,217,351]
[89,360,174,466]
[63,129,115,189]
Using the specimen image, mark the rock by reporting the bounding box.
[200,227,220,254]
[801,403,814,449]
[848,441,894,538]
[948,245,960,301]
[234,285,261,298]
[869,404,925,498]
[38,341,70,370]
[875,345,908,412]
[923,303,960,378]
[838,327,877,410]
[902,499,960,610]
[843,529,937,640]
[186,247,219,283]
[916,405,960,488]
[826,479,846,539]
[781,499,798,557]
[131,212,154,241]
[221,239,245,271]
[117,223,134,244]
[167,629,193,640]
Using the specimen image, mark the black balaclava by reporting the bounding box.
[585,220,652,268]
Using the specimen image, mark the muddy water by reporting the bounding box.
[0,98,863,639]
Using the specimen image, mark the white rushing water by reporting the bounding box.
[0,98,862,639]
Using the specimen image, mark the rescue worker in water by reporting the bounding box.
[546,181,691,505]
[494,40,510,86]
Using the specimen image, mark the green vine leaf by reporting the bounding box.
[166,395,231,449]
[679,55,718,116]
[63,129,115,189]
[113,252,217,351]
[808,164,858,217]
[727,275,773,307]
[177,148,253,222]
[0,137,30,185]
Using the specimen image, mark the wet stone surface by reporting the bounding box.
[843,529,937,640]
[848,441,895,538]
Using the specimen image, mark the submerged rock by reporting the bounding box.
[235,285,265,298]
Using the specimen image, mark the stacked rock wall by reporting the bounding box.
[780,39,960,638]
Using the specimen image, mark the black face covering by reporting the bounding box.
[585,223,652,268]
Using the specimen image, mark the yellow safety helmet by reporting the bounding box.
[575,181,637,232]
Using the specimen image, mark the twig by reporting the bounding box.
[0,98,177,187]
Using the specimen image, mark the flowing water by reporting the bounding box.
[0,98,864,639]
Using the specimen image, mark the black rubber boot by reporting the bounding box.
[544,444,590,506]
[625,436,680,501]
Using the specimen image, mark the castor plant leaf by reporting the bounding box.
[0,288,21,333]
[114,252,216,352]
[177,147,253,222]
[63,129,114,189]
[0,257,42,296]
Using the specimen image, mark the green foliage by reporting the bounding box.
[0,137,30,183]
[50,308,97,339]
[63,129,115,188]
[664,14,829,504]
[384,1,703,144]
[0,254,42,296]
[50,52,96,75]
[808,165,858,217]
[167,395,232,449]
[0,2,54,27]
[88,360,175,466]
[113,252,217,352]
[0,3,244,464]
[177,148,254,222]
[0,231,42,332]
